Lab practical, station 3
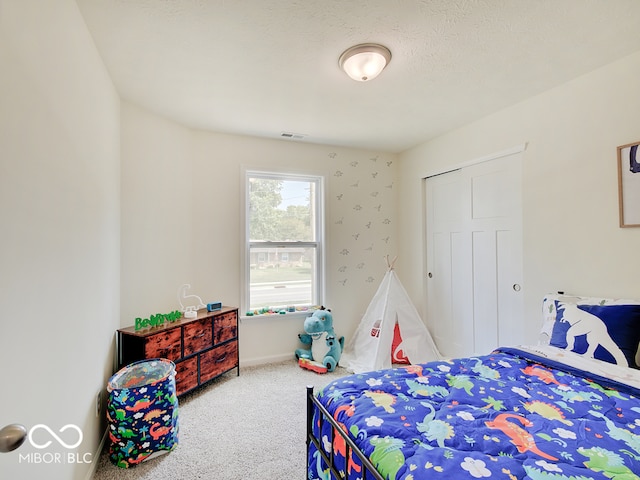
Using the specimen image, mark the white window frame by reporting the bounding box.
[242,169,325,316]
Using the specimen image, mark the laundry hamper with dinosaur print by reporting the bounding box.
[106,358,179,468]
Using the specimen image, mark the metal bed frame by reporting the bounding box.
[306,386,384,480]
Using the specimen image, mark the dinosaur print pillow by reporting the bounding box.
[549,300,640,368]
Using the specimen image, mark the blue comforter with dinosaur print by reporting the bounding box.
[308,347,640,480]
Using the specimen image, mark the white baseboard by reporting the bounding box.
[240,353,293,367]
[84,428,107,480]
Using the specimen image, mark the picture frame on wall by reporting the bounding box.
[617,140,640,228]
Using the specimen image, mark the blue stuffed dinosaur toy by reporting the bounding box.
[295,307,344,372]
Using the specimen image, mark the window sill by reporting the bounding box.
[240,309,316,321]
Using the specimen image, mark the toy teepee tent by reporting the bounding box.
[342,256,441,373]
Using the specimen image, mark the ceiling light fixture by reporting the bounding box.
[339,43,391,82]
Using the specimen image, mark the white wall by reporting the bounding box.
[0,1,120,479]
[120,102,399,365]
[398,50,640,344]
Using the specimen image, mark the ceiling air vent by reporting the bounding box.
[280,132,306,140]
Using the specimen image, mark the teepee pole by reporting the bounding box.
[385,255,398,271]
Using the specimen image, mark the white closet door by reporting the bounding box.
[425,151,523,358]
[425,169,472,357]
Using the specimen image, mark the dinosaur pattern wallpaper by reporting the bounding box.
[309,348,640,479]
[327,151,396,290]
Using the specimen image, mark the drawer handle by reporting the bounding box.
[215,354,227,363]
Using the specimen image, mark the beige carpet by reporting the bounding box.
[92,360,348,480]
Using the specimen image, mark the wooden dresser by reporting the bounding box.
[117,306,239,396]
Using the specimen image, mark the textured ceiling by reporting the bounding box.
[76,0,640,153]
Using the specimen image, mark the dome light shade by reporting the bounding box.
[339,43,391,82]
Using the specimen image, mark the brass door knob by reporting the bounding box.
[0,424,27,453]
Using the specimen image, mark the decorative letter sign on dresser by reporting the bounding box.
[117,307,239,396]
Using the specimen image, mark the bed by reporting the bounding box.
[306,294,640,479]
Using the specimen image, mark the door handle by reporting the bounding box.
[0,424,27,453]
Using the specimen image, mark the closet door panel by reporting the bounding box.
[426,150,523,358]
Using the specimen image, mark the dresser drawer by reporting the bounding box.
[144,329,182,361]
[199,341,238,383]
[214,311,237,344]
[175,357,198,395]
[183,318,212,356]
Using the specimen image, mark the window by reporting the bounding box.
[244,171,324,314]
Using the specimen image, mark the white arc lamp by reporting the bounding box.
[339,43,391,82]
